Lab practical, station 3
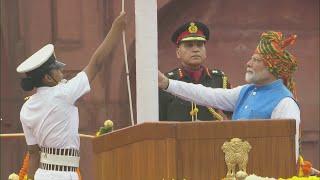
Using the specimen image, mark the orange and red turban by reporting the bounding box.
[255,31,298,99]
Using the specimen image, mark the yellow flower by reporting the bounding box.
[8,173,19,180]
[96,131,101,136]
[236,170,248,179]
[283,176,320,180]
[309,176,320,180]
[104,120,113,128]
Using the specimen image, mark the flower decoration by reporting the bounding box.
[8,173,19,180]
[19,152,29,180]
[298,156,314,177]
[8,153,29,180]
[229,170,320,180]
[96,120,114,136]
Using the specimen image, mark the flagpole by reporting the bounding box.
[121,0,135,126]
[135,0,158,123]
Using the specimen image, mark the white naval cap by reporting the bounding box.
[16,44,65,73]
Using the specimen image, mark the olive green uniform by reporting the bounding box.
[159,67,231,121]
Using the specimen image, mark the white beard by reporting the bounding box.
[245,68,273,84]
[245,72,256,83]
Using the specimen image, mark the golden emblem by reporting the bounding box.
[221,138,252,179]
[188,22,198,33]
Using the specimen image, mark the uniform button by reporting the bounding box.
[252,92,256,95]
[245,105,248,109]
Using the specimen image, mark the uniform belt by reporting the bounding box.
[40,163,77,172]
[40,147,80,171]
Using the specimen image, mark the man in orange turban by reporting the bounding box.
[255,31,298,99]
[158,31,300,161]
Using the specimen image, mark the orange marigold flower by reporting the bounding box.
[19,153,29,180]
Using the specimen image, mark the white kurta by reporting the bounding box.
[166,79,300,160]
[20,71,90,180]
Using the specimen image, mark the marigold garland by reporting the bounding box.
[298,156,315,177]
[18,153,29,180]
[77,168,82,180]
[233,170,319,180]
[279,176,320,180]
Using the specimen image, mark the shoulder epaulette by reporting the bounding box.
[24,96,30,101]
[211,69,225,76]
[211,69,228,88]
[167,72,174,77]
[165,68,183,79]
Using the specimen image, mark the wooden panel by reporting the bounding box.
[176,120,296,139]
[176,121,296,179]
[53,0,82,46]
[92,122,176,153]
[177,137,295,179]
[94,139,177,180]
[93,121,296,179]
[79,138,94,180]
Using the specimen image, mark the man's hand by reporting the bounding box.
[158,70,169,89]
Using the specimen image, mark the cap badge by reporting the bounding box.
[188,22,198,33]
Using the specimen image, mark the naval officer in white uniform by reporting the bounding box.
[17,12,126,180]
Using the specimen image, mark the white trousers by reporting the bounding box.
[35,168,79,180]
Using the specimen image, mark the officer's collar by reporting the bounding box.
[178,66,211,80]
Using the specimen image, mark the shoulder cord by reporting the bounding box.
[190,75,228,121]
[206,75,228,121]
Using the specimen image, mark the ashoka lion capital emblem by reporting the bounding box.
[221,138,252,179]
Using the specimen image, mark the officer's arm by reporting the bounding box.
[84,12,126,83]
[27,144,40,179]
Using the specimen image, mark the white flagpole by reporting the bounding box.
[135,0,159,123]
[121,0,135,126]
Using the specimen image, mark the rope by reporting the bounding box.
[121,0,134,126]
[194,104,198,121]
[190,102,199,121]
[0,133,94,139]
[191,102,194,121]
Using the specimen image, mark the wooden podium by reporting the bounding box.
[92,120,296,180]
